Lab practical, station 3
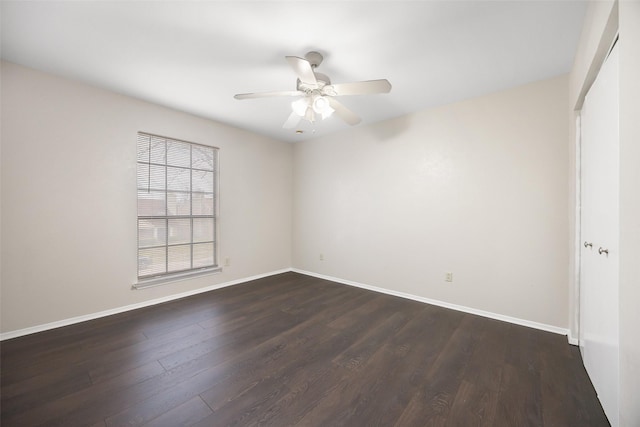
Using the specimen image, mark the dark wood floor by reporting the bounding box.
[1,272,609,426]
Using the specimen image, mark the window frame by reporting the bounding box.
[134,132,220,289]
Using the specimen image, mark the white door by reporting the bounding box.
[579,43,619,426]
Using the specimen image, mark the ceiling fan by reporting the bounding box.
[234,51,392,129]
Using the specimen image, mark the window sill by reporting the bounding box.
[133,266,222,290]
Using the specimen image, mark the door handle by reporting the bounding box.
[598,247,609,256]
[584,241,593,249]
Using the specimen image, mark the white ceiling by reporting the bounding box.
[1,1,587,143]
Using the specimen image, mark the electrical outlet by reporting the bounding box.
[445,272,453,282]
[224,257,231,267]
[319,253,324,261]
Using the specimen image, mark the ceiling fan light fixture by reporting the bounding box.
[291,98,308,116]
[321,103,335,120]
[312,95,334,119]
[312,95,328,113]
[304,105,316,123]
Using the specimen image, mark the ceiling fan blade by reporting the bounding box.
[234,90,303,100]
[327,79,392,96]
[327,97,361,126]
[283,112,302,129]
[285,56,317,85]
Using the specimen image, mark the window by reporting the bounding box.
[136,132,218,283]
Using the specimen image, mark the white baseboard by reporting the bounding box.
[0,269,291,341]
[292,268,572,340]
[2,267,575,346]
[567,331,580,346]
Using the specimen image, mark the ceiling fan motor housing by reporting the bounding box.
[297,72,331,92]
[304,51,324,68]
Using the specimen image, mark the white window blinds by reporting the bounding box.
[137,132,218,280]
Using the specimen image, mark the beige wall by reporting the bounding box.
[0,61,293,333]
[569,1,640,424]
[293,75,570,329]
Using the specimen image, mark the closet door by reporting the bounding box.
[579,43,619,426]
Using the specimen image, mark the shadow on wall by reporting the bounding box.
[366,114,413,141]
